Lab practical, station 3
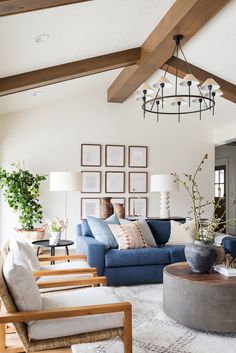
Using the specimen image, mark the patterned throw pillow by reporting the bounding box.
[168,220,195,245]
[109,222,148,250]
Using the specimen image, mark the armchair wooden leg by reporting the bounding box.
[123,306,132,353]
[0,301,25,353]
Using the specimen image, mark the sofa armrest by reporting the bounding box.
[76,236,105,276]
[222,236,236,258]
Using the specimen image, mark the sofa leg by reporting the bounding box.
[123,304,132,353]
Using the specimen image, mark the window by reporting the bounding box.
[215,166,226,198]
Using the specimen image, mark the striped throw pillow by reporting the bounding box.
[109,222,148,250]
[168,220,195,245]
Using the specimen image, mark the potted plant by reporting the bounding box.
[172,154,235,273]
[0,162,47,241]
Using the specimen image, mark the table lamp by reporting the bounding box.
[151,174,179,218]
[50,171,81,239]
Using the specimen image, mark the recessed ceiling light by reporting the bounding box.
[34,33,50,44]
[33,91,42,97]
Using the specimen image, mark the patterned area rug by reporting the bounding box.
[72,284,236,353]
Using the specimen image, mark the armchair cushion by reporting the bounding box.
[3,251,42,322]
[38,260,92,284]
[28,287,124,340]
[10,238,40,271]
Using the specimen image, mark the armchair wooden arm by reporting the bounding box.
[38,254,87,262]
[0,302,132,323]
[33,267,97,277]
[37,276,107,289]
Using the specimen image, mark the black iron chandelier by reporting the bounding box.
[136,35,223,123]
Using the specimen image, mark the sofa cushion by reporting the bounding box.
[81,220,94,238]
[120,219,157,247]
[147,220,171,245]
[3,251,42,324]
[105,247,170,267]
[162,244,186,263]
[28,287,124,340]
[87,214,119,249]
[109,222,148,250]
[168,220,195,245]
[10,238,40,271]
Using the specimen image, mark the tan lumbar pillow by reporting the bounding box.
[109,222,148,250]
[168,220,195,245]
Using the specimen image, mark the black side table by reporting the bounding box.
[32,239,74,265]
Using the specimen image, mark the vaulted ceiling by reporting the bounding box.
[0,0,235,126]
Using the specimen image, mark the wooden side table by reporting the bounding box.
[32,239,74,265]
[163,262,236,333]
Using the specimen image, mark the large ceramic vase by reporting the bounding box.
[185,241,218,274]
[100,197,113,219]
[113,203,125,219]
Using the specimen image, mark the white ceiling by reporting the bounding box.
[0,0,235,125]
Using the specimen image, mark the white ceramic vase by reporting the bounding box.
[50,231,61,245]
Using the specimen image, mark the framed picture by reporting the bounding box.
[129,197,147,217]
[81,171,101,193]
[128,146,148,168]
[81,144,101,166]
[105,145,125,167]
[81,198,100,219]
[105,171,125,193]
[129,172,148,193]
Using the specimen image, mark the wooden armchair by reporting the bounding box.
[1,240,99,290]
[0,254,132,353]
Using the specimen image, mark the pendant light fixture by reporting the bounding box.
[136,34,222,123]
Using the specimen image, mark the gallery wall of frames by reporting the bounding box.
[80,144,149,219]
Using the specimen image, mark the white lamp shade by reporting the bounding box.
[171,96,187,106]
[50,172,81,191]
[136,83,154,95]
[200,78,220,91]
[151,174,179,192]
[153,76,172,89]
[179,74,199,86]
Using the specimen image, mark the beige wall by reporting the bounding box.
[0,93,215,245]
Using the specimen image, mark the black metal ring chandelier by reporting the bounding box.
[136,35,223,123]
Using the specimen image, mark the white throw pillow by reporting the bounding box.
[3,251,42,324]
[168,220,195,245]
[10,238,40,271]
[119,218,157,247]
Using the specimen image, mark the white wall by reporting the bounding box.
[0,92,215,246]
[215,145,236,234]
[214,123,236,146]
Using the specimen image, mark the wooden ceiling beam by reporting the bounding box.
[107,0,230,103]
[162,56,236,104]
[0,0,92,16]
[0,48,140,96]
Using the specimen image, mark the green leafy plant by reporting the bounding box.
[0,162,47,230]
[171,154,236,243]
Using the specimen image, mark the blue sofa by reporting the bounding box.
[76,219,236,286]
